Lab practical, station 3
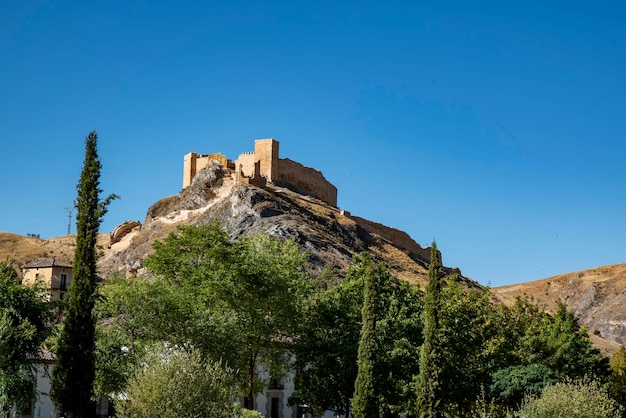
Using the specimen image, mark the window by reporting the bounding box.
[271,397,280,418]
[60,273,67,291]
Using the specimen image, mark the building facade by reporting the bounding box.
[21,258,72,300]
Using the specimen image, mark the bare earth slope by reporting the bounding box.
[494,264,626,353]
[0,232,109,268]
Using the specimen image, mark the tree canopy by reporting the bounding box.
[0,261,51,416]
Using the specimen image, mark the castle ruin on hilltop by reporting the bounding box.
[183,139,338,207]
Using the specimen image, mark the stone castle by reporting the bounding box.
[183,139,338,207]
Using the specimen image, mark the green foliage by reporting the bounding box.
[609,345,626,411]
[0,261,51,416]
[489,364,557,408]
[516,379,623,418]
[516,302,609,382]
[52,131,117,417]
[292,254,422,417]
[290,266,363,417]
[416,242,444,418]
[352,253,380,418]
[101,223,309,404]
[375,276,423,415]
[236,408,263,418]
[438,279,510,414]
[116,345,239,418]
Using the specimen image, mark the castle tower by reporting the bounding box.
[254,139,279,182]
[183,152,198,188]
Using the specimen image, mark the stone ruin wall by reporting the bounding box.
[254,139,279,182]
[185,139,338,207]
[276,158,338,207]
[183,152,232,188]
[234,152,257,179]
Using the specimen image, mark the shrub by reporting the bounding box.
[516,379,623,418]
[116,345,239,418]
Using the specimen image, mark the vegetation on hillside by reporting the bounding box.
[90,223,615,417]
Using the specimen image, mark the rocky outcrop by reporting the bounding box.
[99,161,472,286]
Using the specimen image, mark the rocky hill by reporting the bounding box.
[0,160,468,287]
[99,160,467,285]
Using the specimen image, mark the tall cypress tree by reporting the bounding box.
[51,131,117,417]
[352,253,380,418]
[415,242,444,418]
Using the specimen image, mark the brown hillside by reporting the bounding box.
[494,263,626,354]
[0,233,110,268]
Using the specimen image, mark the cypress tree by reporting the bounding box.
[352,253,380,418]
[415,242,444,418]
[51,131,117,417]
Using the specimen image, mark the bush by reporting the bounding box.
[490,364,557,408]
[516,379,623,418]
[116,345,239,418]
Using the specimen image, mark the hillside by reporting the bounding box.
[5,160,624,353]
[494,264,626,353]
[99,160,468,285]
[1,160,469,288]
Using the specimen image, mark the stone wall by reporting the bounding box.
[183,152,232,188]
[277,158,338,207]
[185,139,338,207]
[234,152,257,179]
[254,139,279,182]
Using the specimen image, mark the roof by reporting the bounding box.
[28,349,56,364]
[22,257,72,269]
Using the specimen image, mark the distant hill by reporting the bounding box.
[494,264,626,354]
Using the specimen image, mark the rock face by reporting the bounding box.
[99,160,470,286]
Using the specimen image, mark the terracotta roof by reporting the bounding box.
[21,257,72,269]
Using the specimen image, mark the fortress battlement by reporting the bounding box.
[183,139,338,207]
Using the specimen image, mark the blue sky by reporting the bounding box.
[2,1,625,287]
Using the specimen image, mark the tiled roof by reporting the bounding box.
[22,257,72,269]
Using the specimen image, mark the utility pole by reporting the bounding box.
[64,206,74,235]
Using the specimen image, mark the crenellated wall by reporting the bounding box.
[184,139,338,207]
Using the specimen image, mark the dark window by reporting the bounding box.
[60,274,67,290]
[271,397,280,418]
[244,397,253,410]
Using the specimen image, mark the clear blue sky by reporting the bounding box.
[2,1,625,287]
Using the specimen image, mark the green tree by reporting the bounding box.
[116,345,240,418]
[290,267,363,417]
[0,261,51,416]
[609,345,626,411]
[292,257,422,418]
[51,131,117,417]
[416,242,444,418]
[142,223,309,404]
[352,253,380,418]
[516,379,623,418]
[514,301,609,382]
[489,364,557,409]
[437,280,512,414]
[375,278,423,416]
